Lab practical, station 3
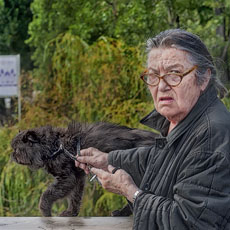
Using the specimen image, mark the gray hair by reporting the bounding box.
[146,29,227,98]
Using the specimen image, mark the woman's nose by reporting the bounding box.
[158,78,171,91]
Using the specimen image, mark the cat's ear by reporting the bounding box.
[23,131,40,144]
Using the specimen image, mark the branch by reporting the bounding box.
[105,0,113,6]
[221,33,230,60]
[105,0,118,19]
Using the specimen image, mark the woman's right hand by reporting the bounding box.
[75,147,108,174]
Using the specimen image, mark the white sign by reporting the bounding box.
[0,55,20,97]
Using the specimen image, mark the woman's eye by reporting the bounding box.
[170,70,181,74]
[149,73,158,78]
[148,71,158,75]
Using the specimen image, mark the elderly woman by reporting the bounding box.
[75,29,230,229]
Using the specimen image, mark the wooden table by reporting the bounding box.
[0,217,133,230]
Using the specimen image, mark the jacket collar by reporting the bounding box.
[140,83,218,144]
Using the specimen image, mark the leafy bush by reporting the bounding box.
[0,34,154,217]
[23,33,153,127]
[1,30,229,217]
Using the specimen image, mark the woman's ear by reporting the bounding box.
[200,68,211,91]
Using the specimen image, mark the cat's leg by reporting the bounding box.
[39,174,76,217]
[59,174,86,217]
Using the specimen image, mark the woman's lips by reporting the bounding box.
[159,97,174,104]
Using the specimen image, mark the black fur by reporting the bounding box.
[11,122,157,217]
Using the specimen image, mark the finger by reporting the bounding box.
[81,163,87,171]
[79,147,98,156]
[75,160,80,167]
[79,149,91,156]
[84,166,90,175]
[108,165,122,175]
[76,155,93,164]
[107,165,115,173]
[75,160,86,170]
[91,167,107,178]
[76,162,90,174]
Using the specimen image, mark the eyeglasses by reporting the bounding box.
[140,65,197,87]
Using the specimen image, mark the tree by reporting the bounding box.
[26,0,230,77]
[0,0,33,70]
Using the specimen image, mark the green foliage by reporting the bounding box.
[0,127,16,176]
[0,126,67,216]
[0,33,154,217]
[79,180,127,216]
[0,125,132,217]
[23,32,153,127]
[222,93,230,110]
[0,163,47,216]
[0,0,33,69]
[94,191,127,216]
[26,0,230,77]
[1,0,230,218]
[26,0,81,69]
[0,126,40,216]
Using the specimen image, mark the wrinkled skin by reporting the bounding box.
[147,48,209,133]
[11,122,157,217]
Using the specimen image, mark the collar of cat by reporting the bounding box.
[49,137,81,161]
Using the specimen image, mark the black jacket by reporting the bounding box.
[108,85,230,229]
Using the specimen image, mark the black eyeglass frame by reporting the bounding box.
[140,65,197,87]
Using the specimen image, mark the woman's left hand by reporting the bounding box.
[91,165,139,203]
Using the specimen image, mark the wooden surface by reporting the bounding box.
[0,217,133,230]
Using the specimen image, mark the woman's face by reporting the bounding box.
[147,48,207,125]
